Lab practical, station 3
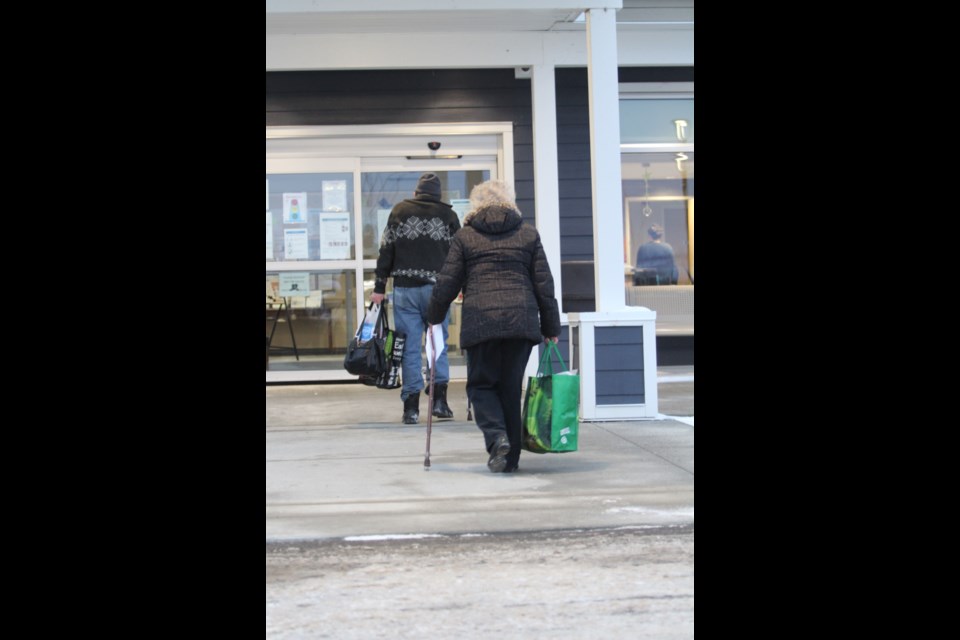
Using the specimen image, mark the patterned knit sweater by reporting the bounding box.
[374,195,461,293]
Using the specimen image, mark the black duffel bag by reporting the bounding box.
[343,301,389,377]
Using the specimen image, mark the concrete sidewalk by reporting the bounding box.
[266,368,694,542]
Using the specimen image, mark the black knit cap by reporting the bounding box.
[415,172,442,198]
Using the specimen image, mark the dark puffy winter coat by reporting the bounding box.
[426,204,561,348]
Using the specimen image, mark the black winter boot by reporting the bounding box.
[487,434,511,473]
[402,393,420,425]
[432,383,454,419]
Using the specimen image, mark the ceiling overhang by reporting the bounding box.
[266,1,693,36]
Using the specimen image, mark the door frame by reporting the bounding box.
[266,123,512,383]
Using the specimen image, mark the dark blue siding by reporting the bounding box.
[266,69,537,225]
[594,325,646,405]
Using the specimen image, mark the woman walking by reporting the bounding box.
[426,180,561,473]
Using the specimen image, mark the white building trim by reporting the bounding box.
[266,30,692,71]
[586,8,626,312]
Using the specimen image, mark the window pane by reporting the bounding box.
[266,270,357,371]
[622,152,694,286]
[622,152,694,334]
[360,170,489,259]
[266,173,355,262]
[619,99,694,143]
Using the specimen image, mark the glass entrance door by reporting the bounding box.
[267,150,497,382]
[266,157,362,383]
[359,168,493,376]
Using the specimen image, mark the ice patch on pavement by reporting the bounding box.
[344,533,446,541]
[605,506,695,518]
[657,413,694,426]
[658,375,694,383]
[614,523,694,531]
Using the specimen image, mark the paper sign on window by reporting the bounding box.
[278,272,310,297]
[322,180,347,212]
[450,199,470,226]
[266,211,274,260]
[284,228,309,259]
[376,209,392,246]
[283,192,307,223]
[319,211,350,259]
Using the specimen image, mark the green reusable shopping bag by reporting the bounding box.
[521,342,580,453]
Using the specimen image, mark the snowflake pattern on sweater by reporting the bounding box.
[374,197,461,293]
[381,217,452,245]
[391,268,439,282]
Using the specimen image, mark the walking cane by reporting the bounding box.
[424,325,439,470]
[465,349,473,421]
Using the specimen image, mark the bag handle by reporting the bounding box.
[537,341,568,376]
[375,299,390,337]
[355,300,388,340]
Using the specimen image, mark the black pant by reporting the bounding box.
[466,339,535,468]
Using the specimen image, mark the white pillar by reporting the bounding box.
[531,63,563,309]
[527,63,563,381]
[586,7,626,311]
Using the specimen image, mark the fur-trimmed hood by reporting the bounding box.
[463,203,522,233]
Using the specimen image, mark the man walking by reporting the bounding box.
[371,173,461,424]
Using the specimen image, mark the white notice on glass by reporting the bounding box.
[284,228,309,259]
[283,192,307,223]
[279,272,310,297]
[319,211,350,259]
[376,209,392,245]
[424,323,446,365]
[266,211,274,260]
[450,199,470,226]
[322,180,347,212]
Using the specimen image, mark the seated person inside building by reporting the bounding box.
[634,224,679,285]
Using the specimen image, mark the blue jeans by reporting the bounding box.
[392,285,450,400]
